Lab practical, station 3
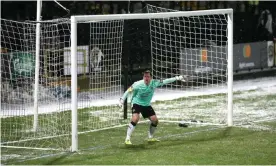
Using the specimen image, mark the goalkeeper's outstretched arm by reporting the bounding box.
[154,75,186,87]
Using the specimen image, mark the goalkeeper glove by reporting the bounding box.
[175,75,187,82]
[118,98,124,108]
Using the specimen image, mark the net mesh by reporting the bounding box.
[146,4,228,124]
[76,20,124,133]
[1,18,71,150]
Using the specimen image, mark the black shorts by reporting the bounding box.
[132,104,156,118]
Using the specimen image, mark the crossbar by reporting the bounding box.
[72,9,233,22]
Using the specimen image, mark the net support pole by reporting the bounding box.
[33,0,42,132]
[71,16,78,152]
[122,21,129,119]
[227,11,233,126]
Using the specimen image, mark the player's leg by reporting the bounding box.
[148,114,160,141]
[125,104,141,144]
[141,106,160,141]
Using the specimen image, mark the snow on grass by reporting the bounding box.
[1,76,276,124]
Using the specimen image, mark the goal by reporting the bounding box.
[1,8,233,152]
[70,8,233,151]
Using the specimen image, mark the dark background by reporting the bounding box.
[2,1,276,43]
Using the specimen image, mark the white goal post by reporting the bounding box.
[70,9,233,152]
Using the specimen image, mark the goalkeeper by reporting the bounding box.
[119,70,186,145]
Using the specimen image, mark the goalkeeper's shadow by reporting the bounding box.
[160,127,231,145]
[156,127,255,148]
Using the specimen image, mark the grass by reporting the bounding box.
[1,88,276,165]
[2,122,276,165]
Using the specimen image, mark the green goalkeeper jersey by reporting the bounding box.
[121,77,177,106]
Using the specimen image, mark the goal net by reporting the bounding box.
[70,8,232,151]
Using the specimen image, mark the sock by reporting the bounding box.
[148,123,157,139]
[126,121,136,140]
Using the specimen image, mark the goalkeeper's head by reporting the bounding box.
[143,70,152,85]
